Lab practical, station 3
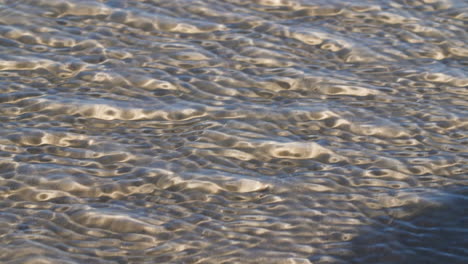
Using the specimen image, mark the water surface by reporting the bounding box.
[0,0,467,263]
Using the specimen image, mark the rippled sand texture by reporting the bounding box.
[0,0,467,263]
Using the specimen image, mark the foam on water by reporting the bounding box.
[0,0,467,263]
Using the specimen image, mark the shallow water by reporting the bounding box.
[0,0,467,263]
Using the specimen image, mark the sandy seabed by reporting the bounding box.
[0,0,467,263]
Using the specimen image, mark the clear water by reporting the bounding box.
[0,0,467,263]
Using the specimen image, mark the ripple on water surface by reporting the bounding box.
[0,0,467,263]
